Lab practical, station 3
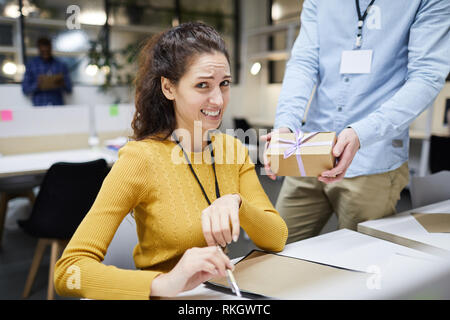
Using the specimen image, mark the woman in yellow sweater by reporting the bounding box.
[54,22,288,300]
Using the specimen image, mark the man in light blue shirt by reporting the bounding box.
[263,0,450,242]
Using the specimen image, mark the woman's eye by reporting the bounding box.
[196,82,208,89]
[221,80,231,86]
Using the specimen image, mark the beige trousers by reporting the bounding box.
[276,162,410,244]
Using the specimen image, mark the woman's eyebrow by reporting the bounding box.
[196,74,231,79]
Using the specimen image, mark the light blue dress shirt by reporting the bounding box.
[274,0,450,177]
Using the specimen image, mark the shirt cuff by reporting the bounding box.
[273,118,298,133]
[348,117,379,149]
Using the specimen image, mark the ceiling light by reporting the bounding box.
[85,64,99,76]
[55,31,89,52]
[4,4,20,18]
[79,11,107,26]
[250,62,262,75]
[272,3,283,21]
[2,62,17,75]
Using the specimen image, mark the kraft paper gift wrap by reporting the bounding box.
[207,250,367,299]
[267,131,337,177]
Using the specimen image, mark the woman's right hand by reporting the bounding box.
[260,127,292,181]
[150,246,234,298]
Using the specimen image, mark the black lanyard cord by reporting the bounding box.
[172,133,220,206]
[355,0,375,21]
[355,0,376,48]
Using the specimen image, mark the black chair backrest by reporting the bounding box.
[20,159,109,239]
[233,118,252,132]
[429,135,450,173]
[233,117,260,147]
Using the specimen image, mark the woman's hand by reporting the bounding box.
[150,246,233,297]
[260,127,292,180]
[201,194,242,247]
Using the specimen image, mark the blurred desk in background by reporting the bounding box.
[0,148,117,178]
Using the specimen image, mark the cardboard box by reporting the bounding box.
[267,131,336,177]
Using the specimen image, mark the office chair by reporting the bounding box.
[0,174,44,248]
[18,159,109,300]
[409,171,450,209]
[233,118,252,132]
[429,135,450,173]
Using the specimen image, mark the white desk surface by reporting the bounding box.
[358,199,450,257]
[0,148,118,178]
[173,229,450,300]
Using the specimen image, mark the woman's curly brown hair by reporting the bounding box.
[132,22,230,141]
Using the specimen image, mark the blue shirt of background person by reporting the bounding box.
[22,37,72,106]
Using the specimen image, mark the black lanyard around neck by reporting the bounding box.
[355,0,375,48]
[172,132,220,206]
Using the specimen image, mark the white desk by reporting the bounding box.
[358,199,450,257]
[173,229,450,300]
[0,148,118,178]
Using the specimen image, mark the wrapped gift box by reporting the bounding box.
[267,131,337,177]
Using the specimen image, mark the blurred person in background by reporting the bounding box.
[22,37,72,106]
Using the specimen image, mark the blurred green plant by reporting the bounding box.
[87,27,142,93]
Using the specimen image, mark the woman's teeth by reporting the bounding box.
[201,109,220,117]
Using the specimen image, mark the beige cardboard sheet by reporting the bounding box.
[412,213,450,233]
[207,250,367,299]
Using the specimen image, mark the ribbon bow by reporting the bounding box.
[270,130,332,176]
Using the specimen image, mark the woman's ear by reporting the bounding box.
[161,77,175,101]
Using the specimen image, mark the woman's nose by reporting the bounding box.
[208,86,223,106]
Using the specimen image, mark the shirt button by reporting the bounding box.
[343,77,349,82]
[338,107,343,112]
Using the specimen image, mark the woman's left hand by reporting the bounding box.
[201,194,242,247]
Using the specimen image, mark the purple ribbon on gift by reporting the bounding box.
[270,130,333,176]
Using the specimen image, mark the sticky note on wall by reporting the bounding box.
[0,110,13,122]
[109,104,119,117]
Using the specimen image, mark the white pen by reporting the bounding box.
[226,268,242,297]
[217,246,242,297]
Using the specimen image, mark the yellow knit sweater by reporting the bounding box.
[54,133,288,300]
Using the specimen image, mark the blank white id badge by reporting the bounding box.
[340,50,373,74]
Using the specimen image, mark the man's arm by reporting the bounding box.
[273,0,320,132]
[349,0,450,149]
[21,62,39,95]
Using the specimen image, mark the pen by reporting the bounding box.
[217,246,241,297]
[226,268,242,297]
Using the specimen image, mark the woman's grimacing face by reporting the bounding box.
[162,52,231,137]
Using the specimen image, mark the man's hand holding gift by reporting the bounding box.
[318,127,360,184]
[262,127,360,183]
